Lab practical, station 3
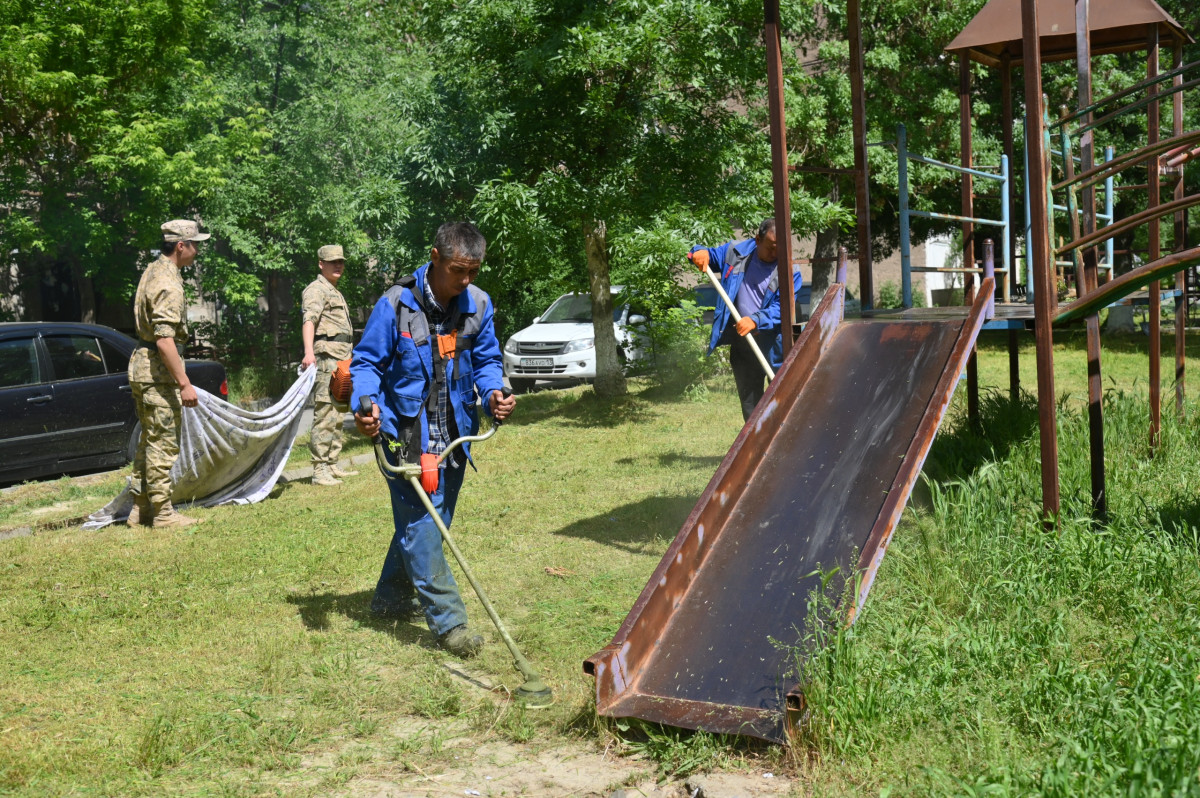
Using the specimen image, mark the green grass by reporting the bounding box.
[4,329,1200,794]
[796,389,1200,795]
[0,376,747,795]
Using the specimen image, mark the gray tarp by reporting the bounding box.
[83,366,317,530]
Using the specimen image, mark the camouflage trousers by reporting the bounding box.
[130,381,182,508]
[310,356,344,466]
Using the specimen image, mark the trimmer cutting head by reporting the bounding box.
[516,678,554,709]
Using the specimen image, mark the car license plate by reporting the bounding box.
[521,358,554,367]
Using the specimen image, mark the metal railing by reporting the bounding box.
[898,122,1010,308]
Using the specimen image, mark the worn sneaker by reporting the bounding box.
[126,495,153,527]
[153,506,203,529]
[439,625,484,658]
[312,464,342,486]
[331,464,359,478]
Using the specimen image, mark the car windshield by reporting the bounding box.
[538,294,624,323]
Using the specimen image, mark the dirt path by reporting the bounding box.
[337,729,802,798]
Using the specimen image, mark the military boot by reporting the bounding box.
[312,464,342,486]
[153,503,203,529]
[126,493,153,527]
[330,463,359,478]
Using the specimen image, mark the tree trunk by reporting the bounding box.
[268,270,281,365]
[810,223,839,303]
[70,259,96,323]
[584,219,626,398]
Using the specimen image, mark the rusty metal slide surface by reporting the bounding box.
[586,284,991,743]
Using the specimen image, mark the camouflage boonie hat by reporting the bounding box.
[318,245,345,262]
[161,219,211,242]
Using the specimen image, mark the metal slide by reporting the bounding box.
[586,279,994,743]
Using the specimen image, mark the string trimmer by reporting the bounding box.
[359,390,554,709]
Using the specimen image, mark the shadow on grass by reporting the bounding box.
[549,495,697,554]
[285,588,427,644]
[614,451,725,470]
[1150,493,1200,549]
[923,389,1040,482]
[503,387,656,429]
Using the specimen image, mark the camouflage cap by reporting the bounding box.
[161,219,211,243]
[317,244,345,262]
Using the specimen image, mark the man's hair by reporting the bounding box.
[756,217,776,240]
[434,222,486,261]
[161,240,181,256]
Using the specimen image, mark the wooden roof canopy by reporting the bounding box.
[945,0,1192,67]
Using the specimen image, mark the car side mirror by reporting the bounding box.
[532,316,541,324]
[628,314,647,326]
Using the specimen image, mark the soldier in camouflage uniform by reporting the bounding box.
[302,244,358,486]
[126,219,209,529]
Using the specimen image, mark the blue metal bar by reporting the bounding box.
[1024,114,1033,302]
[907,210,1006,227]
[905,152,1007,182]
[1104,146,1114,271]
[898,124,913,308]
[1001,153,1011,302]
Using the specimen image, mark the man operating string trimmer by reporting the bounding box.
[351,222,516,658]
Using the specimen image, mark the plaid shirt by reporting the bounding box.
[422,280,460,468]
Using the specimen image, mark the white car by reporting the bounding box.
[503,287,647,390]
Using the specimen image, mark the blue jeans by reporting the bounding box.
[373,447,468,636]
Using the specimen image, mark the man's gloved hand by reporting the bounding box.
[736,316,757,337]
[687,250,710,271]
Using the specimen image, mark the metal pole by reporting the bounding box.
[837,246,848,285]
[1002,52,1017,301]
[1024,113,1034,303]
[898,123,913,308]
[1001,153,1012,303]
[1174,39,1185,416]
[848,0,873,308]
[764,0,795,352]
[1077,0,1106,518]
[1105,145,1115,277]
[1022,0,1062,526]
[1148,25,1161,453]
[960,53,976,302]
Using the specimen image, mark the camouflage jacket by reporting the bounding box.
[128,255,188,385]
[302,275,353,359]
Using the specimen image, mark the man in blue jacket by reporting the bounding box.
[351,222,515,658]
[688,218,802,422]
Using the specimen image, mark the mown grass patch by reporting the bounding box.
[4,330,1200,794]
[0,376,746,795]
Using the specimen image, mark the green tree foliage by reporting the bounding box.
[0,0,266,323]
[407,0,812,394]
[196,0,430,370]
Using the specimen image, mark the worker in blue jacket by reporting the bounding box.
[351,222,515,658]
[687,218,802,422]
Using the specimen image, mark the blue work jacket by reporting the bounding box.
[690,238,803,370]
[350,263,505,463]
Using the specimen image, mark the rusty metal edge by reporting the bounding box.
[586,690,788,743]
[585,284,847,714]
[848,278,995,622]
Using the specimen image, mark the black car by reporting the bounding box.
[0,322,227,484]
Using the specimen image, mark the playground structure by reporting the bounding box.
[587,0,1199,743]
